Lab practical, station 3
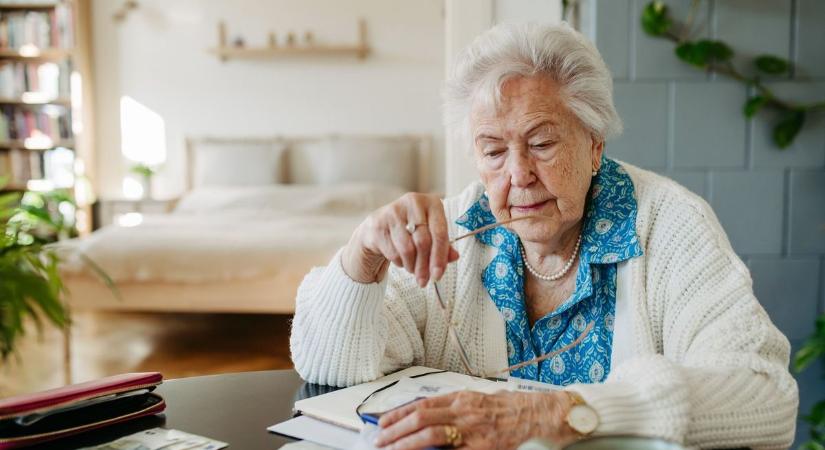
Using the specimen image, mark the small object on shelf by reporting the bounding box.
[218,21,227,51]
[209,18,370,61]
[232,36,245,48]
[112,0,139,23]
[268,31,277,48]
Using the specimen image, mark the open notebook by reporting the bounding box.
[291,366,556,432]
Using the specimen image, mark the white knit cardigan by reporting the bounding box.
[290,162,799,449]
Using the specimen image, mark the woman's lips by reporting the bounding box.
[510,199,550,213]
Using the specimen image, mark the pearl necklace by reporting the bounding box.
[520,233,582,282]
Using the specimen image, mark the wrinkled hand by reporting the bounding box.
[342,193,459,286]
[374,390,578,450]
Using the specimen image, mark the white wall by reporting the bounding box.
[443,0,561,196]
[92,0,445,199]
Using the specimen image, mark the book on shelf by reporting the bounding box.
[0,104,72,142]
[8,148,29,184]
[1,146,74,189]
[0,109,8,140]
[0,59,71,99]
[28,148,42,179]
[0,3,74,51]
[0,149,9,180]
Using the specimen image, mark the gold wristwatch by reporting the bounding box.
[564,391,599,437]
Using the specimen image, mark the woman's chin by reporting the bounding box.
[507,216,556,241]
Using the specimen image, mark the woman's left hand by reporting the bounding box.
[374,390,579,450]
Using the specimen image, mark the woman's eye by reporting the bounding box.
[530,141,555,150]
[484,149,505,158]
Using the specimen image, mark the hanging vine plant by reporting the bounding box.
[641,0,825,149]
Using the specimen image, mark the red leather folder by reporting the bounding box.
[0,372,165,449]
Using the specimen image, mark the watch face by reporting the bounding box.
[569,404,599,434]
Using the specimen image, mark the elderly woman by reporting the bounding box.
[290,23,798,449]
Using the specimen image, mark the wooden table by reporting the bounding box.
[30,370,333,449]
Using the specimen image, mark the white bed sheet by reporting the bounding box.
[61,183,403,283]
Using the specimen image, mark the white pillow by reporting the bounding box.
[291,137,418,191]
[192,140,286,188]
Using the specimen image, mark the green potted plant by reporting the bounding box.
[0,177,115,360]
[129,163,157,200]
[795,315,825,449]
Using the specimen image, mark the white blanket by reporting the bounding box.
[61,184,404,283]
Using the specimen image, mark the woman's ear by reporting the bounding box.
[590,135,605,172]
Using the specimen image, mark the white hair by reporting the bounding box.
[443,22,622,151]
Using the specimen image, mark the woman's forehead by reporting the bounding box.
[470,75,572,133]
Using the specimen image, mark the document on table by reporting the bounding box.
[78,427,228,450]
[268,415,359,450]
[290,366,502,432]
[268,366,560,449]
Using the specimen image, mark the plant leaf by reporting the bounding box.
[675,42,703,67]
[773,110,805,149]
[804,400,825,428]
[743,96,767,118]
[78,252,121,301]
[794,335,825,372]
[815,314,825,335]
[755,55,790,75]
[799,441,825,450]
[675,40,734,68]
[703,40,734,62]
[641,1,672,36]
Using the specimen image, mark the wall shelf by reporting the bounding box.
[209,18,370,62]
[0,139,75,150]
[0,97,72,106]
[0,3,60,11]
[0,185,27,192]
[0,48,74,61]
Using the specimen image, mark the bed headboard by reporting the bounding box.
[184,134,433,193]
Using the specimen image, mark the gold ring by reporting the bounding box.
[444,424,463,447]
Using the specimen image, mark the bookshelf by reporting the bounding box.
[0,0,95,234]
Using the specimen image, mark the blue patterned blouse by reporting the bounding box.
[455,157,643,385]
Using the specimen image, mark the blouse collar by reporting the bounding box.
[455,157,643,266]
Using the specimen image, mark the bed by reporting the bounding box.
[60,134,432,314]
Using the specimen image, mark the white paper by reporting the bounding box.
[268,416,359,450]
[78,428,227,450]
[280,440,338,450]
[351,423,381,450]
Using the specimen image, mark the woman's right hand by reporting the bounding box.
[341,193,460,287]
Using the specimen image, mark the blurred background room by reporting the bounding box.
[0,0,823,446]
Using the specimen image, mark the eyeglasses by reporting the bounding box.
[355,370,447,425]
[433,214,594,379]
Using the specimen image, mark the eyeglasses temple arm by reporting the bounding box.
[482,321,595,378]
[449,214,541,244]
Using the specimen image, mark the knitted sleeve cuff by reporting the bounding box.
[566,382,665,437]
[564,356,690,443]
[309,247,389,334]
[290,248,389,386]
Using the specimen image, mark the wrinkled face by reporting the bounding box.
[471,75,604,244]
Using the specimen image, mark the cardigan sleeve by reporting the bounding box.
[289,248,429,387]
[567,189,799,449]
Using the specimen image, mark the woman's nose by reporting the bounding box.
[508,152,536,188]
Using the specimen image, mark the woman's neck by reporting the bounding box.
[521,221,583,276]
